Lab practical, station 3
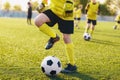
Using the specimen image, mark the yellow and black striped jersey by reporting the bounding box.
[85,2,99,20]
[42,0,73,20]
[74,7,82,18]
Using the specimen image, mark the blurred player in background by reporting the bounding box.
[74,4,82,29]
[113,14,120,30]
[34,0,77,73]
[27,2,32,25]
[84,0,100,36]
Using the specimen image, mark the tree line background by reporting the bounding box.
[2,0,120,16]
[79,0,120,16]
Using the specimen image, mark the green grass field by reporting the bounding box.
[0,18,120,80]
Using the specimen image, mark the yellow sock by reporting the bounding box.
[85,28,89,33]
[118,24,120,29]
[116,23,119,26]
[65,43,75,65]
[39,25,56,38]
[116,23,119,27]
[90,30,94,36]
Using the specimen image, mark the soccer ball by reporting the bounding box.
[41,56,62,76]
[83,33,91,41]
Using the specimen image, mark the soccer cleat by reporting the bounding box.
[45,35,60,50]
[61,63,77,73]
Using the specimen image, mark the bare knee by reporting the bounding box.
[92,26,95,30]
[34,18,43,27]
[63,34,71,44]
[87,24,91,28]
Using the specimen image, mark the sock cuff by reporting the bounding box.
[39,25,46,30]
[39,25,56,38]
[65,43,74,48]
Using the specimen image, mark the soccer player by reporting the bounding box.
[27,2,32,25]
[113,14,120,29]
[34,0,77,73]
[84,0,100,36]
[74,4,82,29]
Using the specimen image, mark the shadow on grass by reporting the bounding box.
[97,33,120,38]
[47,75,64,80]
[62,71,97,80]
[91,39,120,47]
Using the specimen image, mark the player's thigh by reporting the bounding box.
[34,13,50,27]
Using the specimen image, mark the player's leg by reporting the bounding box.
[113,21,120,30]
[74,18,80,29]
[61,34,77,73]
[27,14,31,25]
[27,18,29,24]
[74,18,77,27]
[90,20,96,35]
[113,23,117,30]
[58,20,77,73]
[77,18,81,29]
[34,10,59,50]
[29,18,32,25]
[74,20,77,27]
[91,25,95,36]
[85,19,91,33]
[76,18,81,29]
[76,20,79,29]
[118,23,120,29]
[64,34,75,65]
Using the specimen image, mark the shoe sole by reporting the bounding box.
[61,70,77,73]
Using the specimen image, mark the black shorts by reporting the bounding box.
[27,13,32,19]
[87,19,97,25]
[43,9,74,34]
[74,18,81,20]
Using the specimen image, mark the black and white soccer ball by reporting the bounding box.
[83,33,91,41]
[41,56,62,76]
